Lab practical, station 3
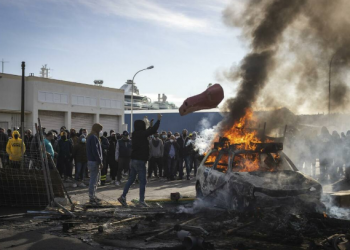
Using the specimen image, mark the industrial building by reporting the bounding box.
[0,73,125,134]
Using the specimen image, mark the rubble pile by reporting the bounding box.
[1,198,350,250]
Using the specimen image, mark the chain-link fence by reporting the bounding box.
[0,119,65,207]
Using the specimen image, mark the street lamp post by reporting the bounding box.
[130,66,154,133]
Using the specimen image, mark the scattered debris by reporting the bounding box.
[98,216,146,233]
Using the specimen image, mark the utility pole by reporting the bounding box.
[1,59,9,73]
[21,62,25,168]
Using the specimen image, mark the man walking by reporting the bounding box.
[86,123,103,204]
[118,114,161,207]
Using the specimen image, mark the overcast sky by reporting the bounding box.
[0,0,246,107]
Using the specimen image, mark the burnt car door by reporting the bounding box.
[207,149,231,193]
[199,149,219,195]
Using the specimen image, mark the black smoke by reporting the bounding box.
[220,0,305,132]
[220,0,350,132]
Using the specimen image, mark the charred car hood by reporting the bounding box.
[229,170,322,197]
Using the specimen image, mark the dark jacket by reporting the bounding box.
[30,134,40,158]
[100,136,110,156]
[164,141,180,159]
[131,120,160,161]
[149,138,163,158]
[184,138,195,156]
[177,136,189,157]
[0,131,9,153]
[57,139,73,159]
[86,134,103,164]
[107,137,117,161]
[72,142,87,163]
[70,135,80,147]
[117,139,132,158]
[185,139,198,157]
[24,135,33,155]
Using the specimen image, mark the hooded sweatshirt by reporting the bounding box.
[131,120,160,161]
[57,136,73,159]
[86,123,103,164]
[149,138,163,158]
[6,131,26,161]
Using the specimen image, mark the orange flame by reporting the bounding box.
[204,109,274,172]
[223,109,261,150]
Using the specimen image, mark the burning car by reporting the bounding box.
[195,132,323,211]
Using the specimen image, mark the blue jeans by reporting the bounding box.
[167,157,177,180]
[184,155,192,177]
[185,155,198,177]
[75,162,87,181]
[122,159,147,202]
[88,161,100,199]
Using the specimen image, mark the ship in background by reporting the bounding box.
[122,81,222,132]
[120,80,177,110]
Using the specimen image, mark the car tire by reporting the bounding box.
[227,190,245,211]
[196,182,204,198]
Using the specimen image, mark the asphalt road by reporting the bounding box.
[67,175,197,205]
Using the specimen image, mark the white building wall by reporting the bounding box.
[0,73,124,133]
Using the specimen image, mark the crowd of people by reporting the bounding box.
[0,114,202,206]
[287,126,350,183]
[3,117,350,206]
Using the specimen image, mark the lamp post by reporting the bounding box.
[130,66,154,133]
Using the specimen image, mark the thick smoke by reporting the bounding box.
[221,0,350,119]
[220,0,305,132]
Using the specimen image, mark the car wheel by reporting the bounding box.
[227,190,245,211]
[196,182,204,198]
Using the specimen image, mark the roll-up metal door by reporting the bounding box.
[99,115,120,134]
[0,122,9,130]
[71,113,94,132]
[38,110,65,132]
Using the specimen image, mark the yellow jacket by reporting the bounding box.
[6,131,26,161]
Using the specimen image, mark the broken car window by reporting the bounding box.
[231,152,291,172]
[204,150,219,168]
[214,152,229,173]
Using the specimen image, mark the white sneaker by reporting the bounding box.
[79,183,86,187]
[115,181,121,186]
[72,183,77,188]
[123,173,128,176]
